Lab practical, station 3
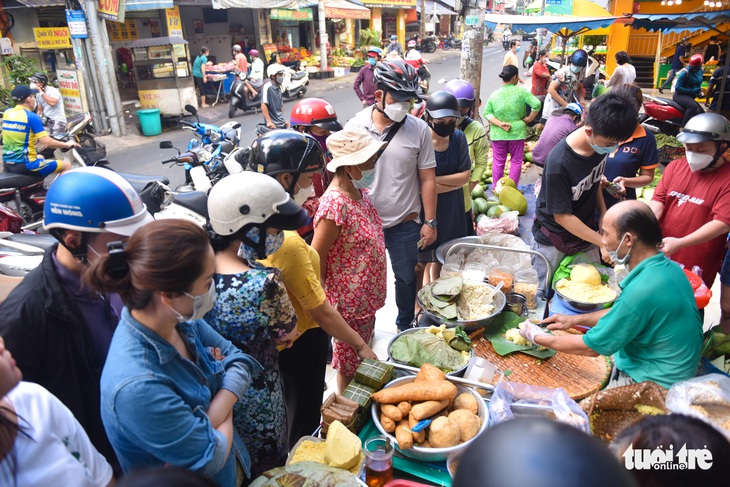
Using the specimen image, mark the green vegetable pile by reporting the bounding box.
[703,328,730,374]
[654,134,683,149]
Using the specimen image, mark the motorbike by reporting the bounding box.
[442,35,462,51]
[280,62,310,99]
[640,94,704,137]
[135,178,209,228]
[503,33,511,50]
[420,36,438,54]
[404,58,431,94]
[228,71,266,118]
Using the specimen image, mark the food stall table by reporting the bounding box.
[207,73,229,107]
[469,328,611,401]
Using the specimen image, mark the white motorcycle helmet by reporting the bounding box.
[207,172,307,257]
[267,63,286,78]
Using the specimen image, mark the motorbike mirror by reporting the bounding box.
[185,104,197,116]
[233,123,241,129]
[159,141,174,149]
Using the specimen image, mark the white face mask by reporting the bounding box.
[168,280,217,323]
[383,99,411,122]
[685,150,715,172]
[606,233,632,268]
[293,182,314,205]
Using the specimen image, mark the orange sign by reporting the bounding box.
[97,0,127,23]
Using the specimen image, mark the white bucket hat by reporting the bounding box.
[326,128,388,172]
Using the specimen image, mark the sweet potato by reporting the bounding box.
[410,400,449,421]
[409,413,426,443]
[415,363,446,382]
[381,404,403,422]
[397,402,412,416]
[372,380,458,404]
[380,413,395,433]
[396,424,414,450]
[453,393,479,415]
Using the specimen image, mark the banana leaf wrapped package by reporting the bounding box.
[389,329,470,373]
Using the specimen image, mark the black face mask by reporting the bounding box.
[430,120,456,138]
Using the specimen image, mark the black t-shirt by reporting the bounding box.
[532,138,606,246]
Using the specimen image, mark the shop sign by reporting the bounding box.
[257,10,272,45]
[33,27,72,49]
[97,0,127,24]
[65,10,88,39]
[165,6,183,38]
[464,15,479,26]
[57,69,83,116]
[360,0,416,7]
[270,8,313,21]
[0,38,12,55]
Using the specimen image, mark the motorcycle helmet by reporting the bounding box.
[390,34,398,41]
[248,130,326,194]
[290,98,343,132]
[689,53,704,67]
[374,59,421,101]
[250,49,259,57]
[232,44,242,53]
[266,63,286,78]
[453,418,638,487]
[570,49,588,68]
[563,102,584,118]
[677,113,730,144]
[30,72,49,86]
[407,39,417,48]
[443,79,476,108]
[44,168,154,260]
[367,46,383,58]
[425,91,460,119]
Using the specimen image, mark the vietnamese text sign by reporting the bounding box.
[0,38,12,55]
[165,6,183,37]
[65,10,88,39]
[57,69,83,115]
[270,8,313,21]
[34,28,72,49]
[361,0,416,7]
[98,0,127,23]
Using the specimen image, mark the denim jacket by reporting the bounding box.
[100,308,263,486]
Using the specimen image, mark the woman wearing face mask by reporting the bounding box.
[311,129,387,393]
[542,49,587,125]
[485,65,542,187]
[248,131,377,447]
[673,53,705,128]
[417,91,472,284]
[84,220,263,487]
[205,173,303,481]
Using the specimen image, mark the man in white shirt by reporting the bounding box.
[30,72,66,135]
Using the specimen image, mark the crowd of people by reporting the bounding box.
[1,34,730,486]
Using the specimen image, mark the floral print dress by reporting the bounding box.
[205,264,297,482]
[314,188,387,376]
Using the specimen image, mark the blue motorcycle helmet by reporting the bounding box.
[570,49,588,68]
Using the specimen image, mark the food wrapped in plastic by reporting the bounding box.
[666,374,730,439]
[476,211,519,236]
[249,461,361,486]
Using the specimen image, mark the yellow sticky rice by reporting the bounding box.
[290,440,363,475]
[556,279,617,304]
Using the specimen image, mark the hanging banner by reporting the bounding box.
[97,0,127,24]
[165,6,183,37]
[360,0,416,7]
[65,10,88,39]
[270,8,313,21]
[33,28,72,49]
[57,69,83,116]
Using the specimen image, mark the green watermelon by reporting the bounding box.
[487,205,504,218]
[475,213,488,225]
[471,185,486,199]
[524,151,533,163]
[473,198,489,215]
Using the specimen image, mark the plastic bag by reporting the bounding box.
[488,381,591,433]
[591,81,606,99]
[476,211,519,236]
[665,374,730,439]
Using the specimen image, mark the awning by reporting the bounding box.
[629,10,730,34]
[484,13,617,36]
[15,0,64,6]
[325,0,371,20]
[212,0,303,9]
[126,0,174,11]
[417,0,459,16]
[129,36,188,48]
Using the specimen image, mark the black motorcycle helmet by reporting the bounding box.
[374,59,421,101]
[30,72,49,86]
[425,91,460,120]
[247,130,325,195]
[453,418,638,487]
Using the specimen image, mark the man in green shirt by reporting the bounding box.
[520,200,703,389]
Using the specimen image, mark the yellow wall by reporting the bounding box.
[371,8,382,33]
[396,9,406,47]
[606,0,634,73]
[635,0,704,14]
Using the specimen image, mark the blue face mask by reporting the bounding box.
[237,227,285,261]
[589,134,619,155]
[353,167,376,189]
[516,46,521,52]
[368,57,377,66]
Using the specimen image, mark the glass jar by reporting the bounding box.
[488,266,514,292]
[461,262,486,283]
[440,263,462,278]
[514,268,539,309]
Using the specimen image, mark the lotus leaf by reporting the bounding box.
[484,311,557,359]
[389,330,469,372]
[430,275,463,299]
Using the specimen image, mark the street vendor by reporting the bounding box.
[521,200,703,389]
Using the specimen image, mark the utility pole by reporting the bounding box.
[318,1,328,71]
[420,0,426,39]
[459,0,486,120]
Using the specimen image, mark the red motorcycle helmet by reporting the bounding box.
[689,53,704,67]
[289,98,343,131]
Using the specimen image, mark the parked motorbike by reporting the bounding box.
[404,58,431,94]
[228,71,266,118]
[135,178,208,228]
[442,35,462,51]
[420,36,438,54]
[502,33,511,50]
[640,94,704,137]
[280,62,310,99]
[179,104,240,184]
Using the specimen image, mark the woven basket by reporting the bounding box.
[658,145,685,166]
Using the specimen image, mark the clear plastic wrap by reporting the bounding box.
[665,374,730,439]
[488,381,591,433]
[476,211,519,236]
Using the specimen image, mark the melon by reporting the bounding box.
[498,186,528,216]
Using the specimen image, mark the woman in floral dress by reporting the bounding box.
[312,128,388,393]
[205,172,306,483]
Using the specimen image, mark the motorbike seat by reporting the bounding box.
[66,113,86,126]
[5,233,58,251]
[117,172,170,193]
[654,97,686,112]
[0,172,44,190]
[173,191,209,219]
[219,141,235,155]
[291,71,307,81]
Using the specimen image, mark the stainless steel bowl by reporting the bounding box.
[386,328,473,377]
[553,278,618,312]
[417,284,506,332]
[371,376,488,462]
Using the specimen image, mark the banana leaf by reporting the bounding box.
[484,311,557,359]
[418,286,458,320]
[430,276,463,299]
[389,331,469,372]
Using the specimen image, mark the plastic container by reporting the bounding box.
[514,268,539,309]
[461,262,485,282]
[488,266,514,291]
[137,108,162,136]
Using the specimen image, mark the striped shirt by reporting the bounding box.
[2,105,48,164]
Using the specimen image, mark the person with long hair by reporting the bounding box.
[0,336,114,486]
[84,220,262,487]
